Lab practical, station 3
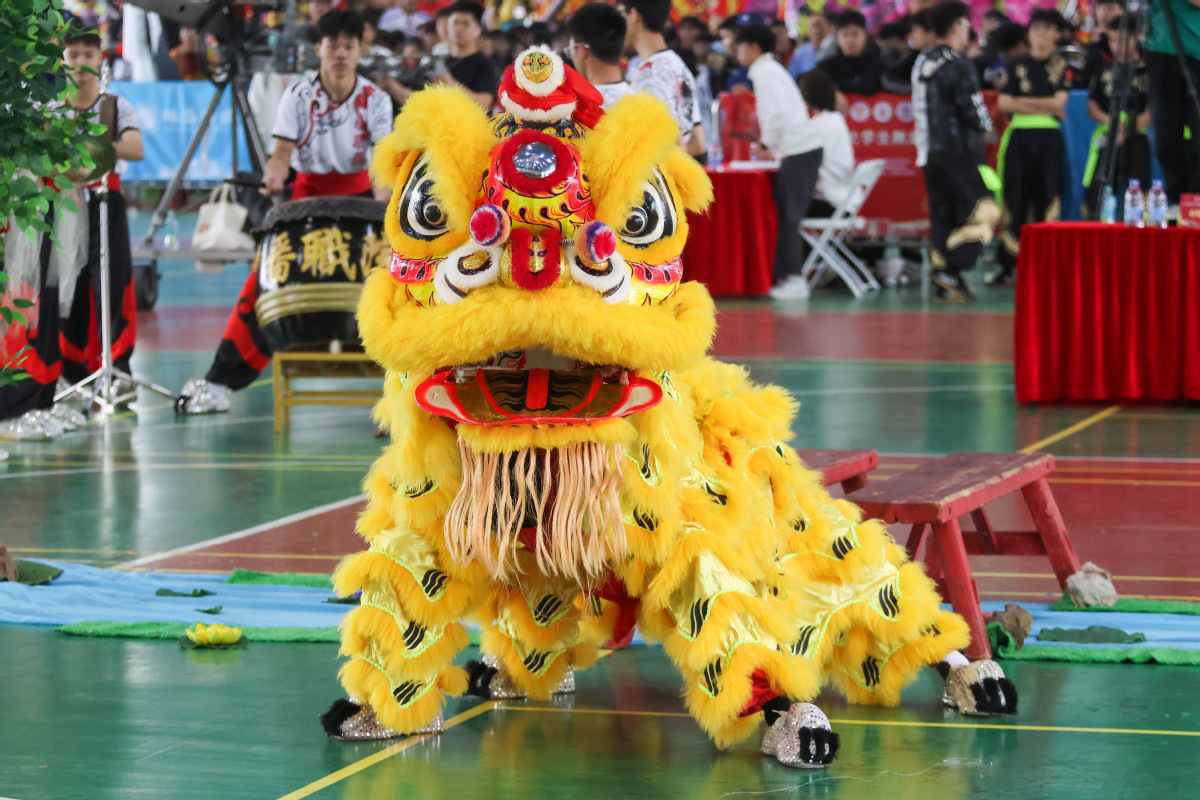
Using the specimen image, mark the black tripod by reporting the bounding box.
[1094,6,1149,210]
[138,2,274,250]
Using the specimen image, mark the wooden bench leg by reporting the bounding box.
[969,508,999,554]
[840,473,869,494]
[1021,477,1082,587]
[932,518,990,659]
[904,523,929,562]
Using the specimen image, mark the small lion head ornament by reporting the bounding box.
[359,47,714,583]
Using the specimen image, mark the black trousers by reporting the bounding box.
[923,154,999,278]
[60,190,136,383]
[1084,133,1153,220]
[773,148,823,283]
[999,128,1064,271]
[1147,51,1200,203]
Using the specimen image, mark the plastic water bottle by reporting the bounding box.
[708,139,722,169]
[163,209,180,250]
[1099,185,1117,224]
[1148,180,1169,228]
[1123,179,1145,228]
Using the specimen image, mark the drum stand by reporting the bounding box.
[55,180,177,415]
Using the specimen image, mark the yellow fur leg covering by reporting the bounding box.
[680,645,819,748]
[481,627,575,700]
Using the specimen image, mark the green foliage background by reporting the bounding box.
[1,0,101,385]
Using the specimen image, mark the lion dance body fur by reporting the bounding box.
[333,52,972,749]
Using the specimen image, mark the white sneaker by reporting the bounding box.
[768,275,810,300]
[175,379,230,415]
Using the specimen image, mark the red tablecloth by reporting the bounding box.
[1015,222,1200,402]
[682,168,775,297]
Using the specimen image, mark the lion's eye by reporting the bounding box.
[399,156,450,240]
[618,171,676,249]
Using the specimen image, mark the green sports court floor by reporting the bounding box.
[2,250,1199,799]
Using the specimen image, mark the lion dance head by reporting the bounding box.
[359,48,714,583]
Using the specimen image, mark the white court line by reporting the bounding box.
[0,460,370,481]
[113,493,365,570]
[789,384,1011,396]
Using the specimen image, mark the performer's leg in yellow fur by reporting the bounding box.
[332,374,486,733]
[475,564,599,699]
[636,361,825,748]
[754,442,972,706]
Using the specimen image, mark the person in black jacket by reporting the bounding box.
[912,2,999,302]
[821,9,882,96]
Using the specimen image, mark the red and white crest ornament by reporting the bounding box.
[498,46,605,128]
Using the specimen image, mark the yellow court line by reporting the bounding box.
[498,705,1200,737]
[175,551,346,560]
[979,590,1200,601]
[275,701,498,800]
[1046,477,1200,488]
[975,571,1200,583]
[1019,405,1122,453]
[10,547,144,555]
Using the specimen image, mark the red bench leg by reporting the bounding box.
[1021,477,1082,588]
[840,473,869,494]
[932,518,991,659]
[904,523,929,562]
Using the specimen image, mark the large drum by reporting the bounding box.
[254,196,390,353]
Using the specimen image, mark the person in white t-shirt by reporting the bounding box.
[617,0,706,156]
[798,69,857,213]
[179,10,392,415]
[261,10,393,201]
[567,3,632,110]
[735,25,822,300]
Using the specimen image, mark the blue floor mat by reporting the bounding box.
[3,563,1199,653]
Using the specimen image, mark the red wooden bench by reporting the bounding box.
[847,451,1082,659]
[794,448,879,493]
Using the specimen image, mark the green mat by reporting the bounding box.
[1,560,64,586]
[1036,625,1146,645]
[56,620,483,646]
[223,569,333,588]
[1051,592,1200,616]
[988,622,1200,666]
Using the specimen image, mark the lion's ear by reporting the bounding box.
[372,86,495,230]
[665,150,714,214]
[369,125,410,190]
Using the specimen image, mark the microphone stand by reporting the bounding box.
[54,62,177,415]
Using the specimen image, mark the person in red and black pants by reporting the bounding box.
[178,10,392,414]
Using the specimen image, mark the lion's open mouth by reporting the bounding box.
[415,347,661,425]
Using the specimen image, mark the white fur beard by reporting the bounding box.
[444,439,626,584]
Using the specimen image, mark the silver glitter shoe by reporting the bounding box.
[761,703,838,769]
[47,404,87,431]
[483,653,575,699]
[175,379,230,415]
[943,659,1017,715]
[3,408,65,440]
[331,705,444,741]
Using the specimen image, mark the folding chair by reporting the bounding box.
[799,159,886,297]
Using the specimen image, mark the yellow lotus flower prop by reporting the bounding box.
[185,622,244,647]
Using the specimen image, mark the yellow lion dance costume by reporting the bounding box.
[325,48,1015,768]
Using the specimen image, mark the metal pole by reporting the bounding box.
[141,80,229,248]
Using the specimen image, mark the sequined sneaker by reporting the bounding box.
[329,705,443,741]
[175,379,231,415]
[482,653,575,699]
[943,659,1018,715]
[761,703,839,769]
[3,408,65,440]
